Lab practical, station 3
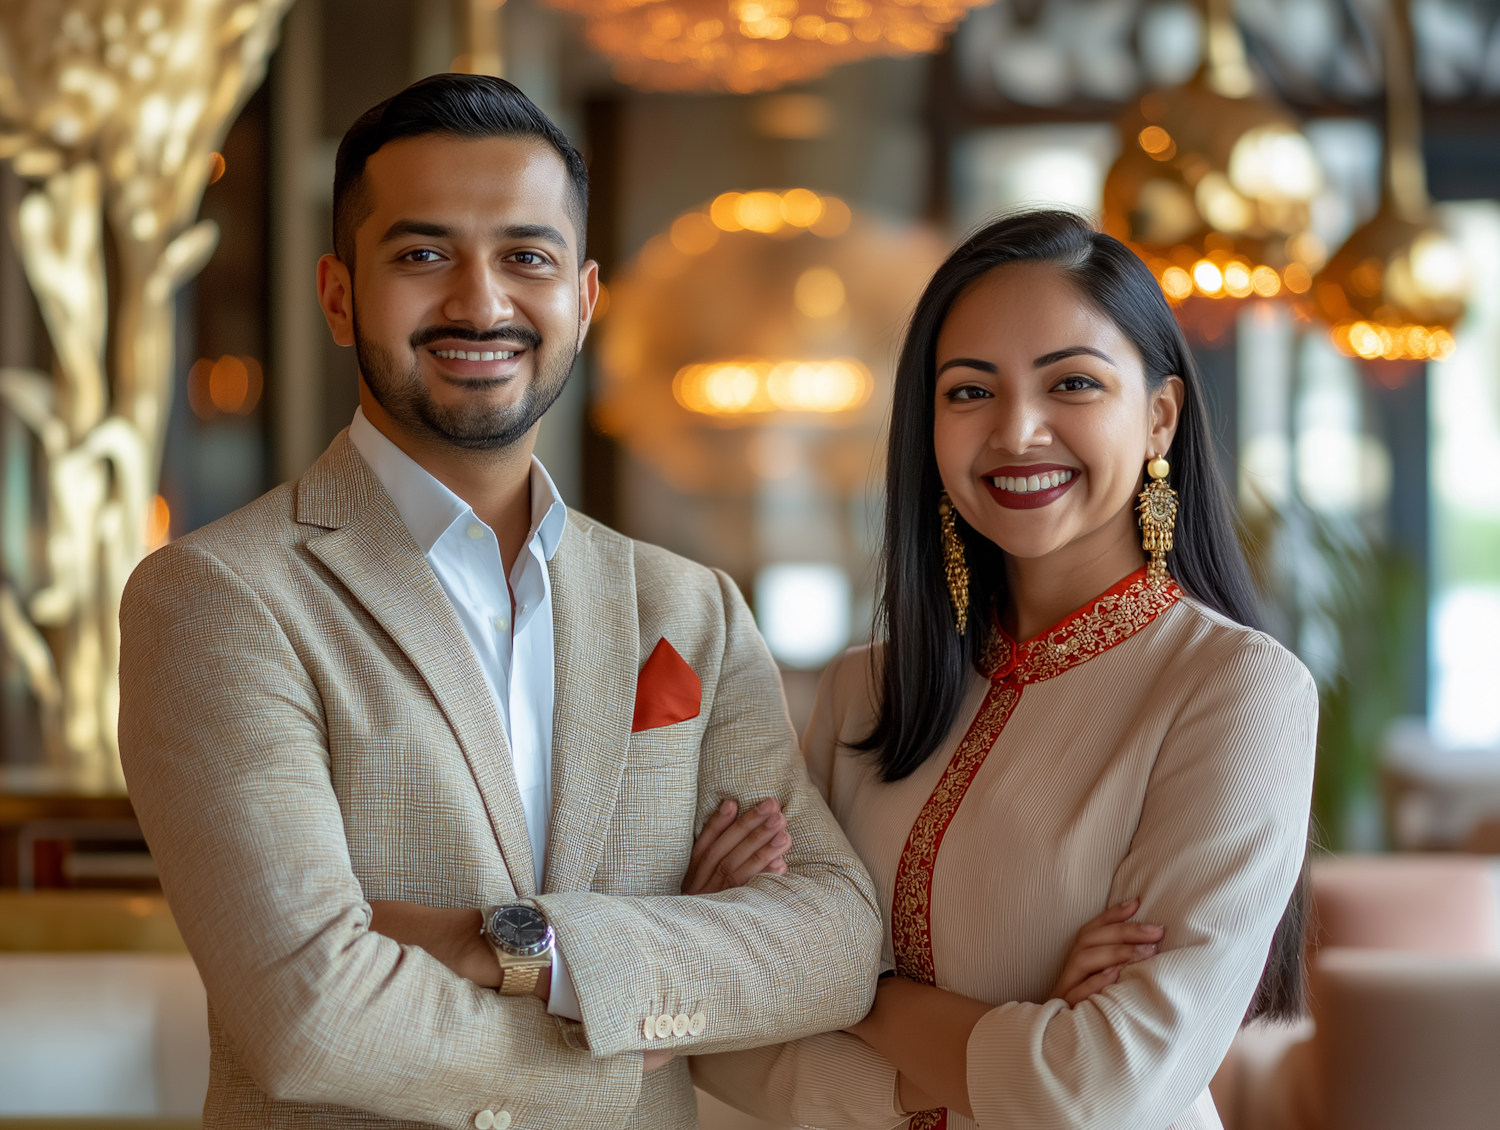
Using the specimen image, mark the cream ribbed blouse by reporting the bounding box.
[693,576,1316,1130]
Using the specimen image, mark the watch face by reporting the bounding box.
[489,905,553,957]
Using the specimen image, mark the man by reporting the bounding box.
[119,74,880,1130]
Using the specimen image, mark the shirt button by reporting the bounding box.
[492,614,509,632]
[643,1015,657,1039]
[654,1014,672,1039]
[493,1113,512,1130]
[474,1111,494,1130]
[467,523,486,539]
[688,1012,706,1036]
[672,1012,690,1037]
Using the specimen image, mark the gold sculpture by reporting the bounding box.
[0,0,293,792]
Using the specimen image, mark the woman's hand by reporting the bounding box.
[680,798,790,894]
[844,976,990,1120]
[1050,898,1164,1006]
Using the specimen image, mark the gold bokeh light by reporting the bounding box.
[558,0,990,93]
[674,358,871,416]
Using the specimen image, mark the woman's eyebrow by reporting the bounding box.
[1034,345,1114,367]
[936,357,998,375]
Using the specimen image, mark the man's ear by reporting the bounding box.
[1148,375,1185,458]
[575,259,600,350]
[318,254,356,347]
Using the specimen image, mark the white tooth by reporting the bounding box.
[1003,477,1014,491]
[1049,472,1060,488]
[481,351,495,361]
[1061,470,1072,482]
[462,351,476,361]
[501,351,516,359]
[1028,475,1041,492]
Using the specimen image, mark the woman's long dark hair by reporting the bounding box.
[858,209,1306,1022]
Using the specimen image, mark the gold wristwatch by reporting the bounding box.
[480,903,554,996]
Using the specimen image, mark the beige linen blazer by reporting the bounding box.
[694,591,1316,1130]
[119,432,881,1130]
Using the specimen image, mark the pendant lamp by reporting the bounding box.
[1312,0,1464,365]
[546,0,984,92]
[1102,0,1324,333]
[595,189,945,491]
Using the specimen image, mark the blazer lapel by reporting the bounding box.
[544,519,638,893]
[297,433,538,896]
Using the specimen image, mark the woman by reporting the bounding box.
[690,210,1316,1130]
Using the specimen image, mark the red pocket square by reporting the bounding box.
[631,638,702,733]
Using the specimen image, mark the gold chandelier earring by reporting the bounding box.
[938,493,971,635]
[1137,455,1178,586]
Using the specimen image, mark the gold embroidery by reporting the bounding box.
[890,680,1020,986]
[1011,573,1182,684]
[888,568,1182,1129]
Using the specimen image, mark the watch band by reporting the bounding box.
[498,962,544,996]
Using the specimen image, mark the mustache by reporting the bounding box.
[409,324,543,351]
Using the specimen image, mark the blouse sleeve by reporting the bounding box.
[690,650,904,1130]
[965,635,1317,1130]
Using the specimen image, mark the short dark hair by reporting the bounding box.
[331,74,589,267]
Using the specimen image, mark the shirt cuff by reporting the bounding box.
[547,938,583,1022]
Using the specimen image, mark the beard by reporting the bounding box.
[354,315,574,452]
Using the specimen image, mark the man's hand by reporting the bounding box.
[1049,898,1163,1007]
[366,902,549,1001]
[681,798,790,895]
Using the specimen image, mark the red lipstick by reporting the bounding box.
[981,463,1081,510]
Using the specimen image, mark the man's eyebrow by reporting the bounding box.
[379,219,451,243]
[937,357,998,375]
[1034,345,1115,367]
[497,223,570,249]
[376,220,571,250]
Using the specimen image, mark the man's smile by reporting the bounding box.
[432,348,519,361]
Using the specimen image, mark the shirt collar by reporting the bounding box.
[348,407,567,560]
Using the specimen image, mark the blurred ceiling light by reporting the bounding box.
[710,189,849,236]
[1313,0,1466,367]
[1103,0,1324,328]
[751,94,833,138]
[143,494,170,550]
[187,355,264,418]
[674,358,871,415]
[793,267,846,318]
[670,212,720,254]
[596,192,944,495]
[550,0,988,92]
[755,563,851,667]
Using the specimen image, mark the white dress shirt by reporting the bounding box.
[349,408,582,1020]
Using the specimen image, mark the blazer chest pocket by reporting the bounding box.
[623,724,700,776]
[604,728,699,881]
